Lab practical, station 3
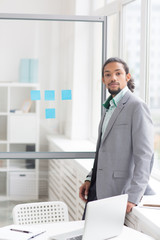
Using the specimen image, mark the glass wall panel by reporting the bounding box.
[2,0,160,228]
[0,156,94,226]
[122,0,141,96]
[149,0,160,171]
[0,16,103,226]
[0,20,103,154]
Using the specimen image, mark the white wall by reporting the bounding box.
[0,21,36,82]
[0,0,73,15]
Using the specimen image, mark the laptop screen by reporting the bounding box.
[50,194,128,240]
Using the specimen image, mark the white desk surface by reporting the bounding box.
[0,220,155,240]
[132,206,160,238]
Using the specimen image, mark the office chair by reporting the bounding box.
[12,201,69,225]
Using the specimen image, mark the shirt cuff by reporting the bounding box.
[85,176,91,182]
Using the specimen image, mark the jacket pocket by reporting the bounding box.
[112,123,128,128]
[113,171,128,178]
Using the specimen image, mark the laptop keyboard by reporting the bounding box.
[66,235,83,240]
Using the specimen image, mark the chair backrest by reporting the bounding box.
[12,201,69,225]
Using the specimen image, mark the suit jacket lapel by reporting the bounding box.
[101,91,131,144]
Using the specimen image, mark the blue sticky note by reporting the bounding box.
[31,90,41,100]
[61,90,72,100]
[45,90,55,101]
[45,108,56,119]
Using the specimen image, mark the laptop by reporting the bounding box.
[50,194,128,240]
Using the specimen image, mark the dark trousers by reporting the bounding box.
[82,144,100,219]
[82,181,97,220]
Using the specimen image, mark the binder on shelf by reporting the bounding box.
[19,59,30,83]
[26,144,35,169]
[19,58,39,83]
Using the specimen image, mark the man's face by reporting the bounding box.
[102,62,131,97]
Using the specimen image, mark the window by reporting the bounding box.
[107,13,119,58]
[121,0,160,180]
[149,0,160,174]
[122,0,141,96]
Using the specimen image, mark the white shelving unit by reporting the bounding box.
[0,82,39,200]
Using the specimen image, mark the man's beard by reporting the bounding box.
[108,87,121,95]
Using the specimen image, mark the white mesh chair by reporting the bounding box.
[12,201,69,225]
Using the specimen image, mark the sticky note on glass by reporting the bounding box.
[45,108,56,119]
[61,90,72,100]
[45,90,55,101]
[31,90,41,100]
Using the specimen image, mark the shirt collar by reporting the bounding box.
[103,86,129,109]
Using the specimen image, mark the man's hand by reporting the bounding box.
[79,181,91,202]
[126,201,136,213]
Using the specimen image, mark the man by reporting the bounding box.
[79,57,154,215]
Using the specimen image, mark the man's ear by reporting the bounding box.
[126,73,131,82]
[102,77,105,83]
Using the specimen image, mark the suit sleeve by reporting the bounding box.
[127,101,154,204]
[85,170,93,181]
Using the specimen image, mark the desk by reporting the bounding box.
[126,206,160,240]
[0,221,155,240]
[125,195,160,240]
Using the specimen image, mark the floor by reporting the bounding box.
[0,200,15,227]
[0,198,48,227]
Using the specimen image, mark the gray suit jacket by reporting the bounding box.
[89,90,154,205]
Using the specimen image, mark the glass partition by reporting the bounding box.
[0,14,106,226]
[0,17,104,155]
[0,157,95,226]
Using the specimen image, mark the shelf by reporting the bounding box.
[0,82,39,87]
[0,116,7,141]
[0,168,8,172]
[0,159,7,170]
[9,112,36,116]
[0,83,39,200]
[0,113,8,116]
[8,168,35,172]
[0,86,8,113]
[0,82,39,200]
[0,172,7,196]
[0,196,7,201]
[9,142,36,145]
[9,115,37,143]
[0,141,8,144]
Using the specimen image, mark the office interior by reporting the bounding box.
[0,0,160,239]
